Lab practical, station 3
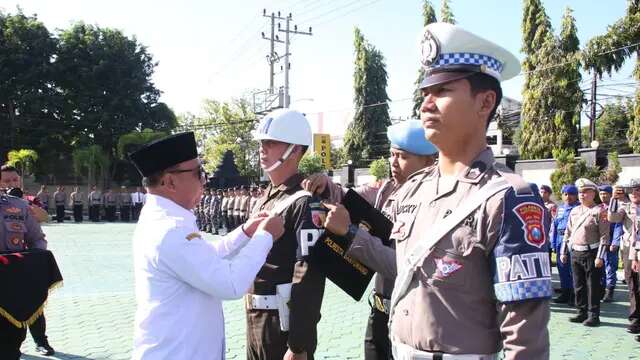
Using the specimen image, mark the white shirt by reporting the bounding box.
[131,192,146,204]
[132,194,272,360]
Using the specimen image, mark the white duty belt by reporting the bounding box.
[393,342,498,360]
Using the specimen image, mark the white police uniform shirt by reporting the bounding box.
[132,194,273,360]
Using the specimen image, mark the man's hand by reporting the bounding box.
[632,260,640,273]
[241,211,270,237]
[283,349,307,360]
[595,258,604,268]
[610,245,619,253]
[301,173,330,195]
[29,205,49,223]
[322,202,351,236]
[257,214,285,241]
[560,255,568,264]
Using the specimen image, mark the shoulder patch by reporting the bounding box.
[512,202,546,248]
[186,232,202,241]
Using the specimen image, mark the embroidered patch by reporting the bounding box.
[185,232,201,241]
[11,236,21,245]
[513,202,546,248]
[4,207,21,214]
[434,257,463,278]
[8,222,24,232]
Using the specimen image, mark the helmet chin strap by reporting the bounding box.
[263,144,296,173]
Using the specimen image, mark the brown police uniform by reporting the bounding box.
[53,190,66,223]
[120,191,132,222]
[246,173,326,360]
[326,179,399,359]
[69,191,84,222]
[388,149,551,359]
[608,200,640,329]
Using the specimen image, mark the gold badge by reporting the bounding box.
[185,232,201,241]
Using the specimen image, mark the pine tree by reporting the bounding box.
[411,1,438,118]
[440,0,456,24]
[344,28,391,166]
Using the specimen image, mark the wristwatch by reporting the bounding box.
[344,223,359,242]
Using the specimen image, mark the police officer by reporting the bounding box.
[128,132,285,359]
[559,178,609,326]
[69,186,84,223]
[36,185,50,214]
[540,185,558,219]
[131,186,145,221]
[220,189,229,232]
[0,181,51,358]
[608,179,640,339]
[103,188,117,222]
[88,186,103,222]
[388,23,551,359]
[598,185,623,302]
[248,109,326,360]
[551,184,580,304]
[303,119,437,360]
[53,186,66,223]
[119,186,132,222]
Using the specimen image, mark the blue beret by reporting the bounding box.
[387,120,438,156]
[598,185,612,193]
[561,184,578,195]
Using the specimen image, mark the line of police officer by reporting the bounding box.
[35,186,146,223]
[195,185,262,234]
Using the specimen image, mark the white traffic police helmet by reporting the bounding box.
[256,109,312,172]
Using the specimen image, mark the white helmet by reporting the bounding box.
[256,109,312,146]
[256,109,312,172]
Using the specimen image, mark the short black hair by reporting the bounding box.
[466,73,502,128]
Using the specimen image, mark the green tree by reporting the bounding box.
[518,3,582,159]
[594,100,633,153]
[6,149,38,183]
[0,10,60,163]
[298,153,326,177]
[549,148,602,195]
[601,151,622,184]
[55,23,172,182]
[412,1,438,117]
[369,157,390,181]
[582,0,640,152]
[440,0,456,24]
[344,27,391,166]
[72,145,110,190]
[197,99,259,177]
[117,129,169,159]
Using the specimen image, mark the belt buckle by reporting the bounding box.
[374,294,387,314]
[244,294,253,310]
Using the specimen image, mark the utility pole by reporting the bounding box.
[278,14,312,108]
[589,69,597,144]
[262,10,285,95]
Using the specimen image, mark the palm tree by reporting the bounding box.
[72,145,110,192]
[6,149,39,185]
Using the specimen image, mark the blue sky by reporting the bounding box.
[2,0,635,135]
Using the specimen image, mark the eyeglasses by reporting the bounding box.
[167,165,207,182]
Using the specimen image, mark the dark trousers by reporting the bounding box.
[29,314,48,346]
[601,248,619,289]
[120,205,131,222]
[89,205,100,221]
[571,249,604,316]
[556,244,573,289]
[105,206,116,221]
[73,205,83,222]
[132,203,143,221]
[246,310,316,360]
[623,250,640,325]
[0,317,26,360]
[364,308,391,360]
[55,205,65,223]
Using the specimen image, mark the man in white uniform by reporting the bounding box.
[128,132,284,360]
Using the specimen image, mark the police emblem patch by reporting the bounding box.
[11,236,21,245]
[434,257,462,278]
[421,29,440,68]
[513,202,546,248]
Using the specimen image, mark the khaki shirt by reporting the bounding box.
[388,149,550,358]
[0,194,47,251]
[562,204,609,249]
[608,201,640,261]
[70,191,84,206]
[89,191,103,205]
[36,191,49,206]
[53,191,66,206]
[250,173,326,353]
[104,193,117,206]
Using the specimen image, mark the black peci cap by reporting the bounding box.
[129,132,198,177]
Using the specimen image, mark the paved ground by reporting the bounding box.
[17,223,640,359]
